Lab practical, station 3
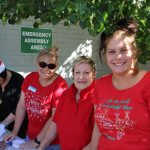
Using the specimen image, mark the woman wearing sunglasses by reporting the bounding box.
[37,56,96,150]
[4,47,68,150]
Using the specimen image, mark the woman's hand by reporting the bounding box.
[3,131,17,142]
[20,140,39,149]
[37,147,44,150]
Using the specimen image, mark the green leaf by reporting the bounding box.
[74,0,87,15]
[0,0,150,63]
[2,13,7,24]
[55,0,68,15]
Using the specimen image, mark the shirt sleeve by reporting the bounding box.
[21,73,32,93]
[91,80,101,105]
[52,91,66,123]
[51,77,68,107]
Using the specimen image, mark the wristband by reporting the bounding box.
[34,137,41,145]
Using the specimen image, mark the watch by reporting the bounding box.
[34,137,41,145]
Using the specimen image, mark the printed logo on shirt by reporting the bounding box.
[28,86,36,92]
[95,98,136,141]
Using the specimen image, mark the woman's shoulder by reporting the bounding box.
[96,73,112,84]
[9,70,24,84]
[94,74,112,91]
[61,83,74,97]
[56,74,66,80]
[142,70,150,84]
[138,70,150,97]
[50,74,68,90]
[24,71,38,81]
[54,74,67,84]
[138,70,150,81]
[144,70,150,77]
[26,71,37,76]
[10,70,24,79]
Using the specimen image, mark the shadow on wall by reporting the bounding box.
[57,39,93,85]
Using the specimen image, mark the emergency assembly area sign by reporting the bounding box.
[21,27,52,53]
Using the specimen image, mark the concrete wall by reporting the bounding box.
[0,18,149,84]
[0,18,110,84]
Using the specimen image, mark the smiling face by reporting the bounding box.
[37,55,57,80]
[73,62,95,92]
[105,35,135,75]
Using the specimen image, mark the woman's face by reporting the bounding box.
[37,56,57,80]
[73,62,95,92]
[106,36,134,75]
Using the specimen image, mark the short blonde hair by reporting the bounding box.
[72,56,96,73]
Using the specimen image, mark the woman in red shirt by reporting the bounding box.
[4,47,68,150]
[90,18,150,150]
[38,56,96,150]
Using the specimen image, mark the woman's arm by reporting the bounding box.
[3,91,26,141]
[89,105,101,150]
[38,121,57,150]
[90,121,101,150]
[20,108,57,149]
[36,108,56,141]
[0,113,15,125]
[90,123,101,150]
[82,104,101,150]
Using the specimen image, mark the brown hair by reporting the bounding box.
[99,18,140,73]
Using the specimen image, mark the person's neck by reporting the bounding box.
[1,71,11,91]
[112,71,136,90]
[39,73,58,87]
[76,91,80,103]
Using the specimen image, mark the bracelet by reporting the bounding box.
[34,137,41,145]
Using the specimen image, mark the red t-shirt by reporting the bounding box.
[93,72,150,150]
[22,72,68,140]
[53,82,95,150]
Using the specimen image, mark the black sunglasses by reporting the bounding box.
[39,62,56,70]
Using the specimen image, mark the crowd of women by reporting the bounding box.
[0,18,150,150]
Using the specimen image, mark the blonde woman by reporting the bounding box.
[4,47,68,150]
[38,56,96,150]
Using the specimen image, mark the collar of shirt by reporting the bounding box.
[70,81,95,102]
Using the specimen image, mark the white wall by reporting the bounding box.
[0,18,110,84]
[0,18,149,84]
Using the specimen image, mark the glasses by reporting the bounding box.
[39,62,56,70]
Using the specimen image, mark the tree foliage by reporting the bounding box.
[0,0,150,63]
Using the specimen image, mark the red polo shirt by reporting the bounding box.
[53,82,95,150]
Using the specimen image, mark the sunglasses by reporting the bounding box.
[39,62,56,70]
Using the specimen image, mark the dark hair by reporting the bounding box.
[99,32,107,62]
[99,18,140,72]
[116,18,138,33]
[0,68,7,80]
